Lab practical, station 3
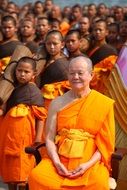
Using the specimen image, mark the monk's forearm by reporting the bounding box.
[86,150,101,168]
[35,120,44,142]
[46,139,61,165]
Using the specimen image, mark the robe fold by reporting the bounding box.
[28,90,115,190]
[40,57,70,109]
[88,44,118,93]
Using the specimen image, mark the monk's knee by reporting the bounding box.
[91,172,109,189]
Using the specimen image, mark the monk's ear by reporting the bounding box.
[32,71,37,79]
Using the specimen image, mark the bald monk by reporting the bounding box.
[87,19,118,94]
[28,56,115,190]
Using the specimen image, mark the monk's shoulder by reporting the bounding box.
[50,91,70,111]
[93,90,114,106]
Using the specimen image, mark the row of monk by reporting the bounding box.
[0,54,116,190]
[0,0,127,190]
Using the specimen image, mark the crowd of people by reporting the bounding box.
[1,0,127,92]
[0,0,126,190]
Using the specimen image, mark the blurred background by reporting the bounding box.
[13,0,127,7]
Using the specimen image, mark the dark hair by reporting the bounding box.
[37,16,49,24]
[45,29,63,41]
[1,15,17,26]
[93,18,108,29]
[65,29,81,40]
[72,4,82,12]
[16,56,37,71]
[20,18,35,29]
[49,18,60,25]
[34,1,43,5]
[98,3,107,8]
[88,3,97,8]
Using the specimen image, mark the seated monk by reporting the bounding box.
[87,19,118,94]
[28,56,115,190]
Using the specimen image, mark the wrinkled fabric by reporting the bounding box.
[55,128,95,158]
[88,44,118,94]
[28,90,115,190]
[0,104,47,182]
[42,81,71,110]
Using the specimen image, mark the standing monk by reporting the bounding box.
[0,15,22,72]
[87,19,118,93]
[0,57,47,190]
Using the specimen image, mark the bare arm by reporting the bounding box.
[45,99,71,176]
[34,119,44,143]
[45,100,59,163]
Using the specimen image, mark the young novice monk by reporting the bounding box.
[0,56,47,190]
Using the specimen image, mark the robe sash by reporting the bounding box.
[55,128,95,158]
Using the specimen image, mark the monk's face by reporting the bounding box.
[45,34,63,56]
[20,21,35,37]
[2,20,17,39]
[36,19,50,36]
[68,58,92,91]
[92,22,108,42]
[15,62,36,84]
[65,33,80,53]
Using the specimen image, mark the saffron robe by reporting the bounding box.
[88,44,118,93]
[0,40,22,59]
[28,90,115,190]
[0,40,22,72]
[0,83,47,183]
[40,57,70,110]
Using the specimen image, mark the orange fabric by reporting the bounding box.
[0,104,47,183]
[41,81,71,110]
[60,21,70,36]
[90,55,117,93]
[0,56,11,72]
[28,90,115,190]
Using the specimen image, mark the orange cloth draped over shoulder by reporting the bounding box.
[88,44,118,94]
[0,104,47,183]
[28,90,115,190]
[90,55,117,93]
[42,80,71,110]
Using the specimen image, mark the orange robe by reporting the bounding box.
[60,20,70,36]
[42,81,71,110]
[88,44,118,94]
[40,57,70,110]
[28,90,115,190]
[0,40,22,72]
[0,104,47,183]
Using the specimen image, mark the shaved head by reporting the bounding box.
[69,56,93,74]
